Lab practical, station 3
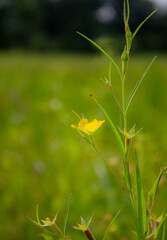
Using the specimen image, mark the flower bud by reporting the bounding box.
[121,47,129,76]
[126,25,132,52]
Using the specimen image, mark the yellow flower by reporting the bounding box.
[71,119,105,135]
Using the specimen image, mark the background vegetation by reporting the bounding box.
[0,51,166,240]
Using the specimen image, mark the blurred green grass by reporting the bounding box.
[0,51,166,240]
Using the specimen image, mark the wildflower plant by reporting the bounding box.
[30,1,167,240]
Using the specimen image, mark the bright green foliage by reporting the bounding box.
[135,151,147,237]
[0,52,167,240]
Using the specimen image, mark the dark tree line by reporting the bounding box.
[0,0,166,52]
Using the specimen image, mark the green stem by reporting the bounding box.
[121,74,131,189]
[121,51,143,239]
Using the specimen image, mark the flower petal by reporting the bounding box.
[78,119,89,133]
[85,119,105,133]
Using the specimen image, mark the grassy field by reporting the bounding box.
[0,51,167,240]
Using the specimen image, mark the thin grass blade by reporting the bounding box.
[148,167,167,209]
[162,224,166,240]
[135,151,147,236]
[103,208,121,240]
[126,0,130,22]
[132,8,158,40]
[109,61,112,84]
[77,31,121,77]
[90,95,124,154]
[125,56,156,114]
[36,203,41,225]
[63,194,72,235]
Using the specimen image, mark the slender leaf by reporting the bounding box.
[63,194,72,235]
[135,151,147,236]
[90,95,124,154]
[77,31,121,77]
[87,215,93,227]
[109,61,112,84]
[132,8,158,40]
[123,0,130,24]
[36,203,41,225]
[128,194,142,240]
[103,208,121,240]
[162,224,166,240]
[126,56,156,114]
[126,0,130,22]
[148,167,167,209]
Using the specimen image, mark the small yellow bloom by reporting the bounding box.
[71,119,105,135]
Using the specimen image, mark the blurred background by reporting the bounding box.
[0,0,167,240]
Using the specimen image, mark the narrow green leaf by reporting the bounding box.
[109,61,112,84]
[63,194,72,235]
[128,194,142,240]
[125,56,156,114]
[162,224,166,240]
[77,31,121,77]
[126,0,130,22]
[103,208,121,240]
[90,95,124,154]
[135,151,147,236]
[132,9,158,40]
[148,167,167,209]
[36,203,41,225]
[87,215,93,227]
[154,213,167,239]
